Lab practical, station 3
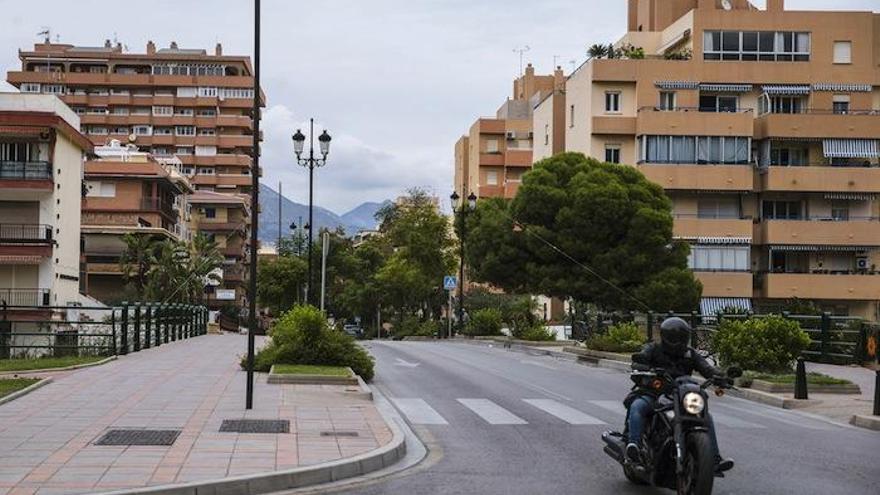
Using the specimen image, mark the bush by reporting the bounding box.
[243,305,375,380]
[517,323,557,342]
[465,308,503,336]
[711,315,811,373]
[391,315,435,339]
[588,322,644,353]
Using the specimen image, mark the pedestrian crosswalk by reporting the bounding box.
[390,396,836,431]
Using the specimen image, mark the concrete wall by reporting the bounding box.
[51,130,83,306]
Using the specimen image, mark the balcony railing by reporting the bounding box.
[638,106,753,114]
[759,108,880,116]
[0,161,52,180]
[0,288,51,306]
[140,198,178,217]
[0,224,53,243]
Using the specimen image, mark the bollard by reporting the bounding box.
[794,356,809,400]
[820,312,831,363]
[144,304,152,349]
[120,302,129,355]
[873,370,879,416]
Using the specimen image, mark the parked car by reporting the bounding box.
[342,324,364,339]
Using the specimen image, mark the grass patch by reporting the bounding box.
[272,364,351,376]
[0,378,40,398]
[745,371,852,386]
[0,356,106,373]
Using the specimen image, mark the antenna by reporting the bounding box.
[37,27,51,43]
[512,45,531,76]
[553,55,560,68]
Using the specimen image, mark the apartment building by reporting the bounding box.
[455,64,565,200]
[6,39,262,306]
[82,140,193,302]
[0,93,91,354]
[188,191,249,310]
[542,0,880,319]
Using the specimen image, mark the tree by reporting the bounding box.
[257,255,308,316]
[465,152,701,312]
[120,233,156,299]
[587,43,608,59]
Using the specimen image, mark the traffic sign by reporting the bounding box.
[443,275,457,290]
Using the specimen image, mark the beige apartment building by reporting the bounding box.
[6,39,262,305]
[455,64,566,200]
[538,0,880,319]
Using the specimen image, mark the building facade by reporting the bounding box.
[6,39,261,306]
[0,93,91,354]
[542,0,880,319]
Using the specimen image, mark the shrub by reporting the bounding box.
[391,315,431,339]
[243,305,375,380]
[465,308,503,336]
[588,322,644,353]
[517,323,557,342]
[711,315,811,373]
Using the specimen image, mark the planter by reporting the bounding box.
[267,365,360,386]
[747,379,861,395]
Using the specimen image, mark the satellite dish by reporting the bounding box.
[128,133,137,142]
[721,0,732,10]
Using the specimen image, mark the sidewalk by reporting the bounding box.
[0,334,394,495]
[789,362,877,423]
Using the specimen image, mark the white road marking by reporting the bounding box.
[394,358,420,368]
[589,400,627,415]
[391,398,448,425]
[457,399,527,425]
[523,399,606,425]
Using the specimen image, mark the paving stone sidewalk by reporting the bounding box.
[0,334,392,495]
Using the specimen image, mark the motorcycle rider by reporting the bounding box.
[624,317,734,475]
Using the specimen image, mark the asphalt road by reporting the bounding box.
[330,341,878,495]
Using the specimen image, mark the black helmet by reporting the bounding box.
[660,317,691,357]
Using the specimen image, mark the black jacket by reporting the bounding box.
[625,342,720,407]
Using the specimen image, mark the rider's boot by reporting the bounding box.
[714,456,734,476]
[625,443,641,465]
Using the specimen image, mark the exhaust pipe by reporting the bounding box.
[602,431,625,462]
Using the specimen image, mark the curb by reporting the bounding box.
[0,356,117,376]
[94,384,407,495]
[0,376,53,406]
[727,387,822,409]
[849,414,880,431]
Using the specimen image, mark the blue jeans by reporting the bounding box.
[626,395,721,458]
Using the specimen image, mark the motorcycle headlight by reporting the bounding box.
[682,392,705,415]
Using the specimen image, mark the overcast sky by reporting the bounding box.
[1,0,876,213]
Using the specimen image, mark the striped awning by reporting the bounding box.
[0,126,49,136]
[761,84,811,96]
[813,83,872,92]
[655,81,699,90]
[696,236,752,245]
[824,192,878,201]
[769,245,873,252]
[701,298,752,317]
[0,255,43,265]
[822,138,880,158]
[699,83,753,93]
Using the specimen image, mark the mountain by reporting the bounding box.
[257,184,387,244]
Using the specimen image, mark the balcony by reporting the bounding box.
[757,219,880,246]
[479,153,504,166]
[636,107,754,137]
[505,150,532,167]
[754,110,880,140]
[0,288,51,307]
[0,161,53,185]
[140,198,178,219]
[673,216,752,239]
[761,273,880,300]
[761,166,880,194]
[694,271,753,298]
[190,174,252,187]
[0,224,53,257]
[217,134,253,148]
[592,116,636,135]
[216,115,253,129]
[197,221,245,234]
[637,164,753,191]
[223,265,246,282]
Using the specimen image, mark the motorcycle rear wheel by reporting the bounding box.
[623,464,648,485]
[676,432,714,495]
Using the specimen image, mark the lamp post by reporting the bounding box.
[245,0,262,410]
[292,120,331,306]
[450,190,476,336]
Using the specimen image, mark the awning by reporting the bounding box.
[699,83,753,93]
[655,81,699,90]
[696,236,752,245]
[812,83,872,92]
[761,85,811,96]
[700,298,752,317]
[822,138,880,159]
[0,255,43,265]
[769,245,873,252]
[824,192,878,201]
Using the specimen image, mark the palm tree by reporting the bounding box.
[186,234,224,303]
[120,234,156,299]
[145,239,189,302]
[587,43,608,59]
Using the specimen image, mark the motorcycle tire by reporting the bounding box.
[623,464,648,485]
[676,431,715,495]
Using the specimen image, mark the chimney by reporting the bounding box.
[554,66,565,90]
[767,0,784,12]
[104,39,111,48]
[215,43,223,56]
[170,41,178,50]
[146,40,156,55]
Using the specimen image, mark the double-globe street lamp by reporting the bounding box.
[292,119,331,306]
[450,191,477,336]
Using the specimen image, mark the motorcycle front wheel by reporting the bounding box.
[676,431,714,495]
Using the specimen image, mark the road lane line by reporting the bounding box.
[457,399,527,425]
[589,400,626,415]
[523,399,606,425]
[390,398,448,425]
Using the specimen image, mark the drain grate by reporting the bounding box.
[95,429,181,446]
[320,431,360,437]
[220,419,290,434]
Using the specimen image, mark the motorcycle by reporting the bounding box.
[601,364,742,495]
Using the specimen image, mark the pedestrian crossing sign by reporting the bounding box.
[444,275,457,291]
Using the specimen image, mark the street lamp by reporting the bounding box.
[292,119,331,306]
[450,190,477,336]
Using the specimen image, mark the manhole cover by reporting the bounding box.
[220,419,290,434]
[95,429,180,446]
[320,431,359,437]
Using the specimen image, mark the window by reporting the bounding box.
[42,85,64,95]
[133,125,152,136]
[486,139,498,153]
[485,170,498,186]
[111,127,129,135]
[198,87,218,97]
[604,144,621,164]
[85,181,116,198]
[0,142,43,162]
[770,96,803,114]
[832,95,850,114]
[176,87,197,98]
[659,91,676,110]
[175,146,194,155]
[197,167,215,175]
[198,109,217,117]
[152,147,172,156]
[195,145,217,156]
[703,30,810,62]
[198,128,216,136]
[641,135,749,164]
[21,83,40,93]
[697,197,739,219]
[605,91,621,113]
[830,200,849,221]
[569,105,575,127]
[762,200,802,220]
[111,107,129,115]
[153,127,173,135]
[699,95,738,112]
[152,106,172,116]
[131,107,151,115]
[688,245,749,271]
[175,126,196,136]
[204,207,217,218]
[769,146,808,166]
[221,88,254,99]
[544,124,550,146]
[175,108,194,116]
[89,127,108,135]
[832,41,851,64]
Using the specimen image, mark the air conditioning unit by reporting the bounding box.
[856,257,869,270]
[505,131,515,140]
[528,131,534,139]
